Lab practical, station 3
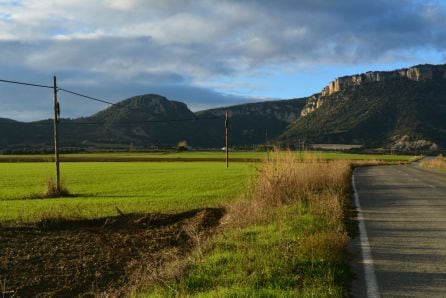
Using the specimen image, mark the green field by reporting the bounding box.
[0,150,415,162]
[0,151,415,223]
[0,162,257,223]
[0,152,416,296]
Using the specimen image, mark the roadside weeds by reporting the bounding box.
[420,155,446,171]
[144,151,363,297]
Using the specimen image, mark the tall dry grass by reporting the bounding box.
[144,150,368,296]
[225,149,352,227]
[420,155,446,171]
[44,178,70,198]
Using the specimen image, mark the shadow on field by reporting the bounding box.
[0,208,224,297]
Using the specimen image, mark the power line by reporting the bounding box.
[0,78,52,89]
[0,116,222,125]
[0,77,120,106]
[0,77,223,124]
[58,87,119,106]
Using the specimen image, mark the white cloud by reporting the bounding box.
[0,0,445,120]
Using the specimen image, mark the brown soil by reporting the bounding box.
[0,208,224,297]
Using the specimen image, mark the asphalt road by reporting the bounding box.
[349,163,446,297]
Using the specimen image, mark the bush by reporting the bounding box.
[177,140,189,151]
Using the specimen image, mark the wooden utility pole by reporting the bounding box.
[53,76,61,193]
[225,110,229,168]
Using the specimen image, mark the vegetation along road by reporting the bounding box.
[350,162,446,297]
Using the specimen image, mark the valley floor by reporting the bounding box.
[0,151,415,296]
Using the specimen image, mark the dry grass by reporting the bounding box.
[153,149,356,296]
[44,178,71,198]
[141,150,404,296]
[225,149,351,227]
[420,155,446,171]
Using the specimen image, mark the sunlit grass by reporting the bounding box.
[0,162,256,223]
[145,151,353,297]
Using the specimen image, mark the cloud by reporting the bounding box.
[0,0,445,120]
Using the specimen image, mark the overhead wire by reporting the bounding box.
[0,77,224,125]
[58,87,120,106]
[0,78,53,89]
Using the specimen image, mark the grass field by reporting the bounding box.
[0,150,415,162]
[0,151,415,223]
[0,162,256,223]
[146,152,354,296]
[0,151,416,296]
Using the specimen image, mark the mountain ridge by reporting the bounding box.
[282,63,446,151]
[1,63,445,152]
[0,94,305,149]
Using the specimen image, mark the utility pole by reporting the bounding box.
[225,111,229,168]
[53,76,61,193]
[265,129,269,150]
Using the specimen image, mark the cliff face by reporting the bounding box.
[300,95,324,117]
[301,64,446,118]
[320,64,446,97]
[282,64,446,150]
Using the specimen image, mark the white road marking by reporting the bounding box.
[352,169,381,298]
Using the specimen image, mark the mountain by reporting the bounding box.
[68,94,199,147]
[1,63,445,152]
[0,94,306,150]
[280,64,446,151]
[0,118,17,123]
[0,117,52,148]
[91,94,195,122]
[197,98,306,146]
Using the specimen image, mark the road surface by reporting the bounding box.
[349,163,446,297]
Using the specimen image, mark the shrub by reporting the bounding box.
[177,140,189,151]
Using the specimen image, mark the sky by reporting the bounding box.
[0,0,445,121]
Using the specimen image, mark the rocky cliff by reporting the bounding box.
[282,64,446,151]
[301,64,446,117]
[321,64,446,97]
[300,94,324,117]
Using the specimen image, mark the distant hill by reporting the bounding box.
[0,94,306,149]
[280,64,446,151]
[0,118,17,123]
[197,98,306,146]
[68,94,199,147]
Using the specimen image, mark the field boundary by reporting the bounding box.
[0,157,261,163]
[0,156,415,163]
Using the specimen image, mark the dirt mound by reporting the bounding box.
[0,208,224,297]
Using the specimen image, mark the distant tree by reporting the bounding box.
[177,140,189,151]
